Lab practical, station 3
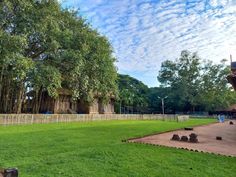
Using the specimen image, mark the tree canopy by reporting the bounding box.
[0,1,234,115]
[114,51,235,114]
[157,50,236,113]
[0,0,117,113]
[115,74,149,113]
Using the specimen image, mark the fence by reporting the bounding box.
[0,114,189,125]
[177,115,190,122]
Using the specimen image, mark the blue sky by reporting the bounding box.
[62,0,236,87]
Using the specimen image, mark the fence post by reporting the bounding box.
[4,115,6,126]
[31,115,34,124]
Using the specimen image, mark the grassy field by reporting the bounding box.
[0,119,235,177]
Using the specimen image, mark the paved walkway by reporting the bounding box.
[130,120,236,156]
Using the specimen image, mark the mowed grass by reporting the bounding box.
[0,119,235,177]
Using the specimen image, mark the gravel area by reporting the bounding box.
[130,120,236,156]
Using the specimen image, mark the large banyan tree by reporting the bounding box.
[0,0,118,113]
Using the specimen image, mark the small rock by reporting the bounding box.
[180,136,188,142]
[189,133,198,143]
[171,134,180,141]
[184,127,193,131]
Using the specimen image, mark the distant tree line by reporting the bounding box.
[115,74,149,113]
[116,51,236,114]
[0,0,117,113]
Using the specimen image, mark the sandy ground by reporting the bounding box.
[130,120,236,157]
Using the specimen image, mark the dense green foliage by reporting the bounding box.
[157,50,236,113]
[147,87,172,113]
[0,0,117,113]
[115,74,149,113]
[117,51,236,114]
[1,119,235,177]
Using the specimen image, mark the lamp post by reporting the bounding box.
[158,96,168,115]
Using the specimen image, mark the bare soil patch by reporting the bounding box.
[129,120,236,157]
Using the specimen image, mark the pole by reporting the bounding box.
[162,98,164,115]
[158,96,167,118]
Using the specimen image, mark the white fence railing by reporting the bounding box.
[0,114,189,125]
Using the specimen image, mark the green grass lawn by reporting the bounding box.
[0,118,235,177]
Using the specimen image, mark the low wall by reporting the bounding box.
[177,115,190,122]
[0,114,189,125]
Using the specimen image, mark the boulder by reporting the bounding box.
[189,133,198,143]
[171,134,180,141]
[180,136,188,142]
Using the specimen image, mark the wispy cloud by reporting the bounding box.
[63,0,236,87]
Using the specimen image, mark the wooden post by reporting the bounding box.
[31,114,34,124]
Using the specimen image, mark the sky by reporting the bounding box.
[62,0,236,87]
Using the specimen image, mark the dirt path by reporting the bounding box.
[130,120,236,156]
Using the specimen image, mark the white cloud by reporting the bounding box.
[63,0,236,87]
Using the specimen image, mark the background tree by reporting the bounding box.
[0,0,117,113]
[197,59,236,111]
[147,87,174,114]
[115,74,149,113]
[157,50,236,113]
[158,50,201,112]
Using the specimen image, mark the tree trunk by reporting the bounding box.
[0,66,5,106]
[3,78,10,113]
[15,83,24,114]
[33,91,38,114]
[37,88,43,113]
[33,87,43,113]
